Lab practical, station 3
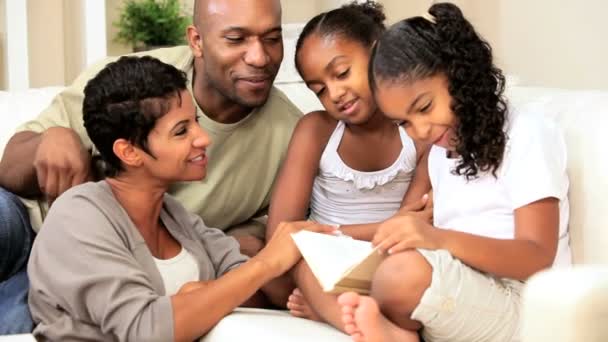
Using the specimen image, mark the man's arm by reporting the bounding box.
[0,56,117,200]
[0,127,92,199]
[0,131,42,196]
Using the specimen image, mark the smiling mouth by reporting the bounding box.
[339,99,358,112]
[240,75,270,83]
[433,128,453,146]
[189,154,206,162]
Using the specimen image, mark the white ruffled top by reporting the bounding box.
[309,121,417,225]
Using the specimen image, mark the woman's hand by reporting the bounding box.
[373,214,442,255]
[255,221,336,277]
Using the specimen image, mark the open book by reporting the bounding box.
[290,230,385,294]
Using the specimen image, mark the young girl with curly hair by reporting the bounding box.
[337,3,571,342]
[266,0,431,325]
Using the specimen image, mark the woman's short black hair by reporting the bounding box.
[295,0,386,74]
[83,55,188,177]
[370,3,508,180]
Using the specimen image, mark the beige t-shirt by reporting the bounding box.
[16,46,301,231]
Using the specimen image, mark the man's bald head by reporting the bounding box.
[192,0,206,28]
[193,0,281,30]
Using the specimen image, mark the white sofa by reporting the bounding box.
[1,83,607,341]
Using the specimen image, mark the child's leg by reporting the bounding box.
[369,250,433,331]
[334,250,432,342]
[291,260,344,329]
[286,287,322,321]
[386,249,524,342]
[335,250,434,342]
[292,250,433,334]
[338,292,420,342]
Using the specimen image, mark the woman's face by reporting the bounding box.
[297,33,377,124]
[141,90,211,182]
[374,74,458,150]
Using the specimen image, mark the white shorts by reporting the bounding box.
[411,249,524,342]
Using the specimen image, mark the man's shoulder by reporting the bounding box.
[70,46,193,92]
[129,45,193,72]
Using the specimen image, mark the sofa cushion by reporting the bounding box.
[522,265,608,341]
[506,87,608,264]
[201,308,350,341]
[0,87,63,159]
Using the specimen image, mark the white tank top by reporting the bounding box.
[153,247,200,296]
[309,121,417,225]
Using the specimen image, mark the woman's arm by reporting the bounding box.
[265,112,336,241]
[30,191,334,342]
[171,257,278,341]
[172,221,336,342]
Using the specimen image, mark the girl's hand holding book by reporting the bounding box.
[373,215,442,255]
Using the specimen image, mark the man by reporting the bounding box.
[0,0,300,333]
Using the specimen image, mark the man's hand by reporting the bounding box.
[34,127,92,201]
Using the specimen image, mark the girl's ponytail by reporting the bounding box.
[344,0,386,29]
[295,1,386,73]
[371,3,508,180]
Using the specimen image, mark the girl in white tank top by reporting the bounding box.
[266,1,432,326]
[308,120,418,226]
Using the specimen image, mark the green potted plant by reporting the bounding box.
[114,0,190,52]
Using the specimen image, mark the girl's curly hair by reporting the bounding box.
[370,2,507,180]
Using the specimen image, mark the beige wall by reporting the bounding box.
[27,0,67,87]
[380,0,608,90]
[106,0,133,56]
[282,0,319,24]
[2,0,607,90]
[495,0,607,90]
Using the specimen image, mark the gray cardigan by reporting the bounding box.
[28,181,248,341]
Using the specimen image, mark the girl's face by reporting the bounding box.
[374,74,458,150]
[140,90,211,182]
[297,33,377,124]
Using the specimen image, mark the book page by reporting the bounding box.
[291,230,375,291]
[332,247,384,294]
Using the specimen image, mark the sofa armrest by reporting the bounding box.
[522,266,608,341]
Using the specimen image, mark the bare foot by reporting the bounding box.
[287,288,323,321]
[338,292,419,342]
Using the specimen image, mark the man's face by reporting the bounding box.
[197,0,283,108]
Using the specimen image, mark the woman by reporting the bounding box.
[27,56,333,342]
